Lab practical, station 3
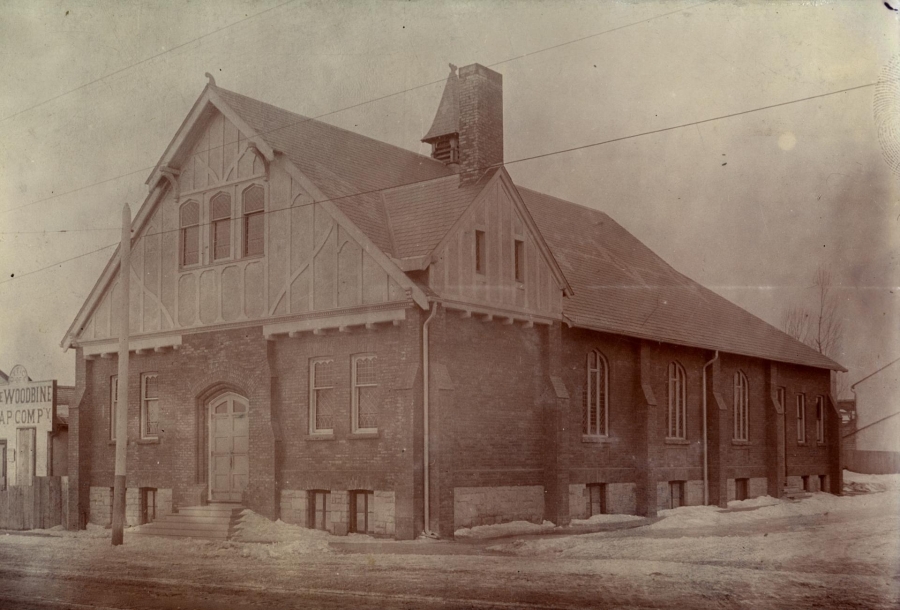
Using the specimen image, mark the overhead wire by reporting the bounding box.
[0,77,878,285]
[1,0,718,217]
[0,0,301,125]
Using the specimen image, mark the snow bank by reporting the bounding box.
[843,469,900,494]
[231,510,332,554]
[455,520,556,539]
[569,513,645,526]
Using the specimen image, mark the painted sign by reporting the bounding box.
[0,365,56,486]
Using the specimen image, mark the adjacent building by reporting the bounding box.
[60,64,844,538]
[845,358,900,474]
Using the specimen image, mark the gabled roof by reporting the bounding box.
[212,87,455,256]
[66,82,843,372]
[382,171,491,259]
[519,188,845,372]
[422,66,459,142]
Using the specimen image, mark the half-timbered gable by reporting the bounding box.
[66,90,425,356]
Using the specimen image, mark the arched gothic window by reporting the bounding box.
[733,370,749,441]
[583,350,609,436]
[180,200,200,267]
[210,192,232,261]
[667,362,686,439]
[242,184,265,257]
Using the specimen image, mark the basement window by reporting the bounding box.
[141,488,157,524]
[669,481,685,509]
[801,475,810,492]
[735,478,749,501]
[309,490,330,531]
[475,230,486,275]
[818,474,827,492]
[587,483,607,516]
[349,490,375,534]
[514,239,525,283]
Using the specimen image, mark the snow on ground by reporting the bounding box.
[231,509,333,555]
[489,471,900,578]
[454,520,556,539]
[844,469,900,493]
[569,513,645,526]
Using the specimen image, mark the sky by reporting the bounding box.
[0,0,897,392]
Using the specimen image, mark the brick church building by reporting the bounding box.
[61,64,843,539]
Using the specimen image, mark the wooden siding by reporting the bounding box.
[430,179,562,317]
[78,111,405,343]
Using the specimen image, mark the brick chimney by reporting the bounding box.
[422,63,503,185]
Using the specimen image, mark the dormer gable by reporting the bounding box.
[427,168,571,320]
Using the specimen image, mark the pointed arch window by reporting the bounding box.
[179,200,200,267]
[733,370,749,441]
[242,184,265,257]
[583,350,609,437]
[667,362,687,439]
[210,192,232,261]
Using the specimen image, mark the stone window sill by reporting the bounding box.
[817,442,826,447]
[664,438,690,446]
[797,441,808,447]
[731,440,750,446]
[137,438,160,445]
[306,433,335,441]
[350,431,380,439]
[582,435,614,444]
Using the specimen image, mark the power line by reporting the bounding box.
[1,0,715,217]
[0,0,299,125]
[0,228,119,235]
[0,244,116,286]
[0,77,877,286]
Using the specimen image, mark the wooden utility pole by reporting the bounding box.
[111,203,131,546]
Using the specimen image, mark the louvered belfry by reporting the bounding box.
[422,63,503,185]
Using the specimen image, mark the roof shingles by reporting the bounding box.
[215,86,842,372]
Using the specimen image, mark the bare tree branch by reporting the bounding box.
[780,263,845,396]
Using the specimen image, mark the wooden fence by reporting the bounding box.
[844,449,900,475]
[0,476,68,530]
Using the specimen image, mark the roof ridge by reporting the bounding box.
[214,86,452,173]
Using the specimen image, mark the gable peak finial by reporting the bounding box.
[205,72,216,87]
[449,63,458,75]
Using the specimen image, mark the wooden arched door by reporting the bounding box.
[208,393,249,503]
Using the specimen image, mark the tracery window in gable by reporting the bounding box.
[210,192,232,261]
[242,184,265,257]
[180,200,200,267]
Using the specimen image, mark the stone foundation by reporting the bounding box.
[685,480,704,506]
[749,477,768,498]
[280,489,308,525]
[89,486,113,525]
[453,485,544,529]
[373,491,395,536]
[90,486,172,526]
[279,489,396,537]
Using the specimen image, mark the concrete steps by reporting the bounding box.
[131,504,244,540]
[783,487,812,500]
